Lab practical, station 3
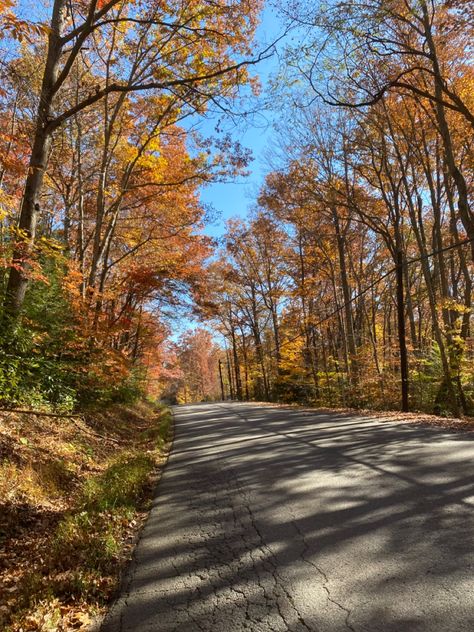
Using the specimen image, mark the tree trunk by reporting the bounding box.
[331,205,357,386]
[4,0,67,317]
[218,359,225,400]
[239,326,250,401]
[230,319,243,400]
[395,249,409,412]
[226,350,235,400]
[421,2,474,263]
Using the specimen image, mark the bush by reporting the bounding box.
[0,256,148,411]
[272,375,316,404]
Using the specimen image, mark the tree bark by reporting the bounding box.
[395,249,409,412]
[421,2,474,263]
[4,0,67,317]
[218,359,225,400]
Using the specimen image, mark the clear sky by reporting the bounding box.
[198,4,284,239]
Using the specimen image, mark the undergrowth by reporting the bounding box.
[0,402,173,631]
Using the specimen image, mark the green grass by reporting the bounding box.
[140,408,173,449]
[51,449,159,577]
[81,452,155,511]
[49,410,172,581]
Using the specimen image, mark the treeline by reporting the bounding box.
[160,328,222,404]
[0,0,260,410]
[207,0,473,416]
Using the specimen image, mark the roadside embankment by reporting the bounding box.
[0,402,173,631]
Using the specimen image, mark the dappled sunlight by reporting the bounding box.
[103,403,474,631]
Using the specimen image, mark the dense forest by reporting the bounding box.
[0,0,261,410]
[0,0,472,416]
[178,0,474,416]
[1,3,472,629]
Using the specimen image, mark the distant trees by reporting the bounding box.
[162,329,222,404]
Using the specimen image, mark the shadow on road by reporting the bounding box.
[103,403,474,632]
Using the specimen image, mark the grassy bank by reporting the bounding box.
[0,402,173,631]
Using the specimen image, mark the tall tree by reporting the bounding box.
[3,0,263,317]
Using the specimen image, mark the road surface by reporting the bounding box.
[102,402,474,631]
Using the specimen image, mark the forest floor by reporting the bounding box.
[0,401,173,631]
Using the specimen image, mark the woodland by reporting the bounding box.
[0,1,472,628]
[0,0,472,417]
[167,1,474,417]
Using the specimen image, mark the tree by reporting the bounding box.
[3,0,263,317]
[280,0,474,261]
[173,328,222,403]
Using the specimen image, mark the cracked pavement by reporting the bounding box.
[102,403,474,631]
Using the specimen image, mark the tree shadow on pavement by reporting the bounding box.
[102,403,474,632]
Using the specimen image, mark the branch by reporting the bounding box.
[61,0,122,44]
[318,69,474,128]
[47,49,272,131]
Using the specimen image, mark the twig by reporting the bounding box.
[0,407,82,418]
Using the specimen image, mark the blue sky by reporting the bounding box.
[198,4,284,239]
[168,5,287,339]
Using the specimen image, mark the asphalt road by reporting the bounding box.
[102,403,474,631]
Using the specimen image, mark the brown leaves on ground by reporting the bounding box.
[0,403,172,631]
